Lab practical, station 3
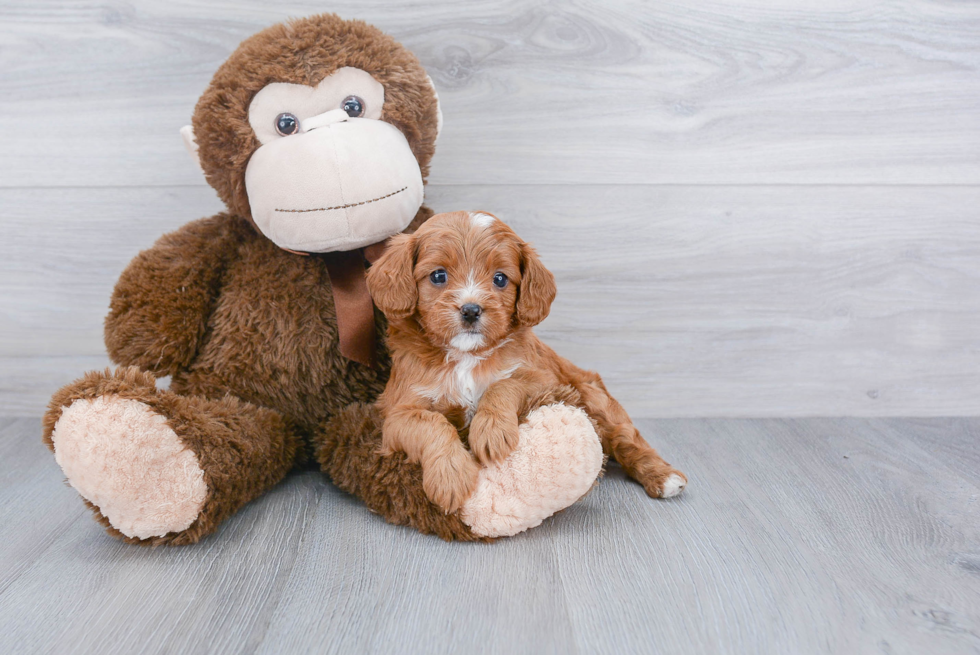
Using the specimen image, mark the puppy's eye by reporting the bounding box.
[492,272,508,288]
[430,269,448,286]
[275,112,299,136]
[342,95,365,118]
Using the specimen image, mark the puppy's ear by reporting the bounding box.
[516,241,556,327]
[367,233,418,319]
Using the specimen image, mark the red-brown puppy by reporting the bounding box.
[367,211,687,513]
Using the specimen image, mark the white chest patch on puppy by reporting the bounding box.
[450,352,484,421]
[415,350,521,424]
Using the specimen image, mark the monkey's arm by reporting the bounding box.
[104,213,247,376]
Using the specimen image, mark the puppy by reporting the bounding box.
[366,210,687,513]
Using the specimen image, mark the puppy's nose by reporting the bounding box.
[460,303,482,324]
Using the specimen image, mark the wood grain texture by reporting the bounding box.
[3,184,978,417]
[1,417,977,654]
[1,1,979,415]
[0,0,978,187]
[3,2,978,653]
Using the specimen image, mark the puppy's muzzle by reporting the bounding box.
[460,303,482,325]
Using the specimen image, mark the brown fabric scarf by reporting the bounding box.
[321,241,389,368]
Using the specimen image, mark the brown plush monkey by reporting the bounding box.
[41,14,603,545]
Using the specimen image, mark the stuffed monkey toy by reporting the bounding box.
[41,14,604,545]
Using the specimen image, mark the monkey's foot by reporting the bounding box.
[44,368,209,542]
[52,395,208,540]
[460,403,604,538]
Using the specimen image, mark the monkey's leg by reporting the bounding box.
[315,399,604,540]
[43,366,303,546]
[314,403,483,541]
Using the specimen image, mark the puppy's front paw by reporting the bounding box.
[422,450,481,514]
[468,409,520,465]
[640,468,688,499]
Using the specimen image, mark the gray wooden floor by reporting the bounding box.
[1,416,977,655]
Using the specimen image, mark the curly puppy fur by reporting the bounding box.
[367,211,687,513]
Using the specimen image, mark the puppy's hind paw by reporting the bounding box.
[661,473,687,498]
[642,469,688,499]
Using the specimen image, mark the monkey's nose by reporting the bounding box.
[302,108,350,132]
[460,304,482,324]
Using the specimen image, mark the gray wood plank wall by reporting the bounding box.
[2,0,979,416]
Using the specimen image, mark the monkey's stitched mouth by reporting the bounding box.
[274,186,408,213]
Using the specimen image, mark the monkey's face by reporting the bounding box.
[188,15,442,255]
[244,67,424,253]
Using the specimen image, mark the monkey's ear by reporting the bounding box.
[516,241,557,328]
[180,125,203,172]
[425,75,443,142]
[366,233,418,320]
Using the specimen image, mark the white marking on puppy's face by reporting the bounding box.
[470,212,496,229]
[450,332,485,352]
[453,272,486,306]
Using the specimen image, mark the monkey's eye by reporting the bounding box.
[275,112,299,136]
[492,272,508,288]
[430,269,448,286]
[342,95,365,118]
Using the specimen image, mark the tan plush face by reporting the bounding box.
[243,67,424,252]
[187,15,443,253]
[367,211,558,353]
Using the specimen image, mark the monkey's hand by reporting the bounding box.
[104,213,244,376]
